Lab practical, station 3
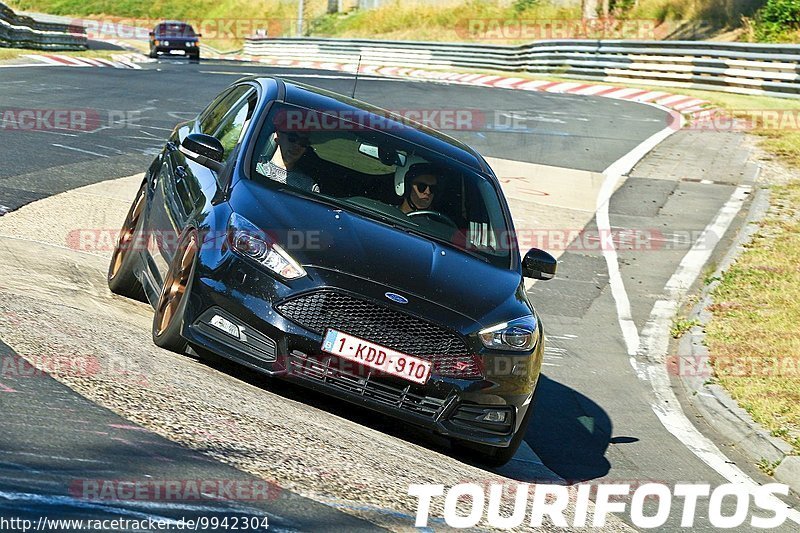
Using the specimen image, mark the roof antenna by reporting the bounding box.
[351,54,362,99]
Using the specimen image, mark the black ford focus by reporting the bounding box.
[108,77,556,465]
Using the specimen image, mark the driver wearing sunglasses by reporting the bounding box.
[400,164,439,214]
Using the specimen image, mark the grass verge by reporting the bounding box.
[0,47,124,61]
[704,177,800,456]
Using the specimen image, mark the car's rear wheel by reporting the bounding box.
[152,230,198,354]
[107,182,147,301]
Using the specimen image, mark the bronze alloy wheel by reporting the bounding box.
[109,185,145,281]
[154,233,198,338]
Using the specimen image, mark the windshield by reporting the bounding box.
[249,103,513,268]
[155,23,196,37]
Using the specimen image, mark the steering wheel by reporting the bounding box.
[407,210,458,228]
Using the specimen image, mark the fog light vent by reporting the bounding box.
[210,314,241,339]
[481,410,507,423]
[451,404,514,434]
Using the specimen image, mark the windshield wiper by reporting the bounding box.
[269,186,495,264]
[400,226,491,264]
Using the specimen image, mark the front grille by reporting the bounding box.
[276,289,482,378]
[288,353,447,418]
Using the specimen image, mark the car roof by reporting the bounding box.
[249,77,489,173]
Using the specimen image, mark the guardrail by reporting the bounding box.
[0,2,86,50]
[244,37,800,98]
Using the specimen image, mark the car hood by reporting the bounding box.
[231,180,524,325]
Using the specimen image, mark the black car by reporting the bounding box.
[149,21,200,60]
[107,77,557,465]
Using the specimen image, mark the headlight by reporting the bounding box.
[478,315,539,351]
[227,213,306,280]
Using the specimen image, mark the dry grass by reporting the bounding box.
[0,47,123,61]
[704,178,800,455]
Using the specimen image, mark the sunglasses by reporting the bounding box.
[282,132,310,146]
[413,182,438,194]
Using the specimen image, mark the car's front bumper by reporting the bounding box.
[180,254,543,448]
[150,41,199,54]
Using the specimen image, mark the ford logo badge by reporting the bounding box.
[385,292,408,304]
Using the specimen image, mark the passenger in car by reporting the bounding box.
[399,164,439,214]
[258,131,320,192]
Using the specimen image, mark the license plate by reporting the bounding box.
[321,329,431,385]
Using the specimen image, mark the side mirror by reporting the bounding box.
[180,133,224,173]
[522,248,557,280]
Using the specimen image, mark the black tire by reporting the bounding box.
[151,230,198,354]
[107,182,147,302]
[453,386,539,467]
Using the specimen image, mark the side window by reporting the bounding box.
[213,92,256,160]
[197,88,233,130]
[199,85,250,136]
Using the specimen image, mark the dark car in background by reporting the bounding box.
[149,21,200,60]
[107,77,557,465]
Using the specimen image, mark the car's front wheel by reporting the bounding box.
[107,182,147,301]
[152,230,198,354]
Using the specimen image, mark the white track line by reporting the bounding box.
[51,143,109,158]
[634,185,800,525]
[598,106,681,356]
